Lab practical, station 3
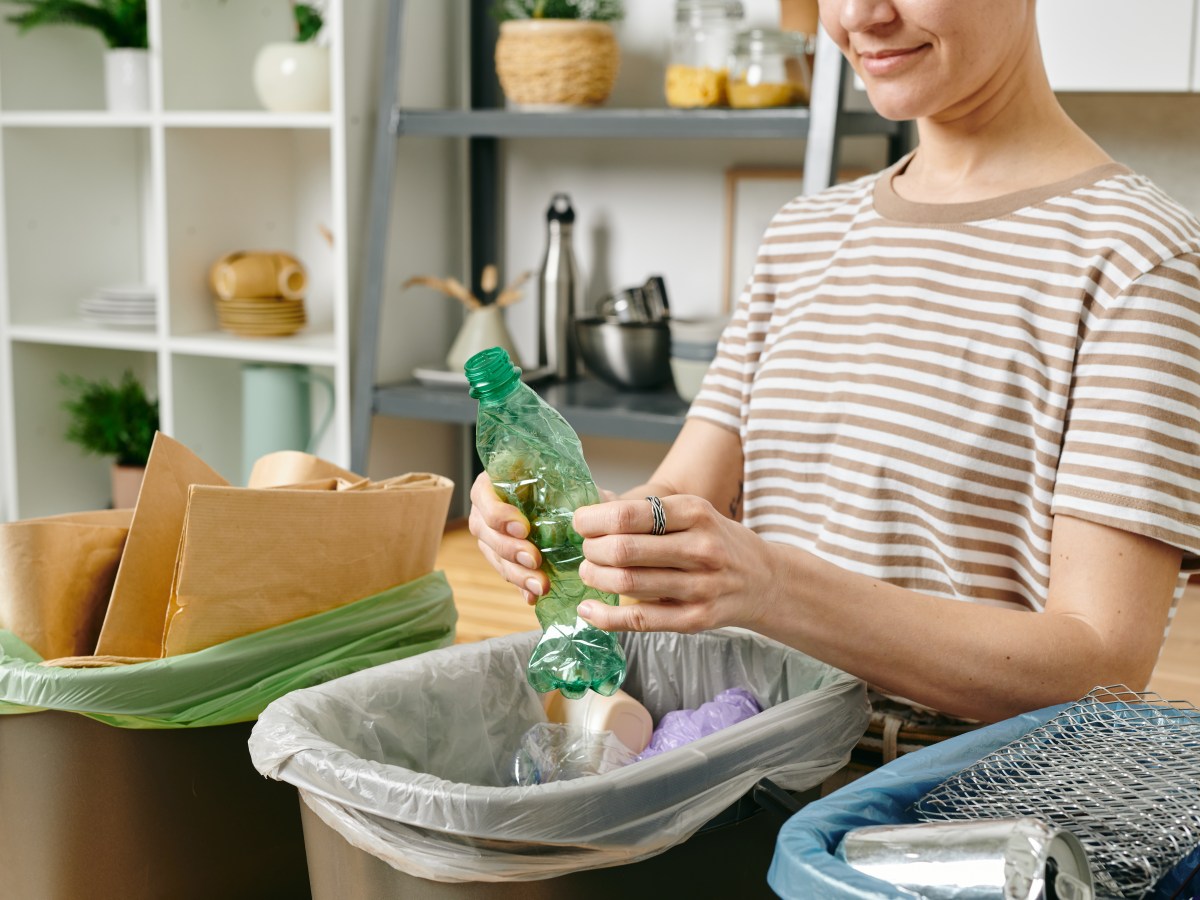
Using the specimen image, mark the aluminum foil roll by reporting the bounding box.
[840,817,1094,900]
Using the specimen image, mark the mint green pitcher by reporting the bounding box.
[241,363,334,483]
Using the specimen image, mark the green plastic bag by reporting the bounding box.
[0,571,456,729]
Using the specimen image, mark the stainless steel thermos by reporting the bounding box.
[537,193,582,381]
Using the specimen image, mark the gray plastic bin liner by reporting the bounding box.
[249,628,869,883]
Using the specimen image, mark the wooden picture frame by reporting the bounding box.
[722,166,869,313]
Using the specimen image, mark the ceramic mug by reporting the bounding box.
[241,363,334,483]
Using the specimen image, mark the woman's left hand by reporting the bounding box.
[573,494,778,634]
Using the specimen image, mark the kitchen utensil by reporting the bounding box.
[641,275,671,320]
[913,686,1200,899]
[574,317,672,390]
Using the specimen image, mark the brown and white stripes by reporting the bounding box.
[691,157,1200,614]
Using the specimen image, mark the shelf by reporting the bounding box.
[8,320,159,352]
[161,111,334,129]
[374,378,688,444]
[170,330,338,366]
[0,111,153,128]
[393,108,902,140]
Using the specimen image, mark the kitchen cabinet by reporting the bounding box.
[350,0,910,476]
[1038,0,1197,92]
[0,0,379,520]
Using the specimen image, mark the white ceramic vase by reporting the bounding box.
[445,306,520,373]
[104,49,150,113]
[253,42,331,113]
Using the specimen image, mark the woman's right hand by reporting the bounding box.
[468,471,548,605]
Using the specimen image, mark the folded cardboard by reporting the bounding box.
[0,509,133,659]
[95,434,227,658]
[49,432,456,662]
[163,473,453,655]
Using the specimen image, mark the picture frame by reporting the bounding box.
[722,166,868,312]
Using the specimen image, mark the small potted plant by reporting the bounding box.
[1,0,150,112]
[61,370,158,508]
[253,1,330,113]
[491,0,624,108]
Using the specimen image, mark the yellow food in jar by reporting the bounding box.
[665,64,729,108]
[728,80,802,109]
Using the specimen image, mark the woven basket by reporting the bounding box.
[495,20,620,108]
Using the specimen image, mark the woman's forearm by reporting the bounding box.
[755,539,1169,722]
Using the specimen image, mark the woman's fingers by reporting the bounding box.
[578,559,696,601]
[574,494,706,538]
[581,532,713,571]
[577,597,706,634]
[470,471,530,539]
[477,539,548,598]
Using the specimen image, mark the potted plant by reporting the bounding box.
[1,0,150,112]
[252,1,330,113]
[61,370,158,508]
[491,0,624,108]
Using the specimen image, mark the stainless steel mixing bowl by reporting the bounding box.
[574,318,673,390]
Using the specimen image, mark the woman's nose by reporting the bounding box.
[834,0,898,32]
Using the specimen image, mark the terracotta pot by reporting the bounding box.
[110,464,146,509]
[779,0,819,35]
[494,20,620,108]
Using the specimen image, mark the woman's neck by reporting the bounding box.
[893,35,1112,204]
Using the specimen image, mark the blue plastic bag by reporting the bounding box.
[768,703,1200,899]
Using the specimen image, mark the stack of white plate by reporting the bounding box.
[78,284,157,328]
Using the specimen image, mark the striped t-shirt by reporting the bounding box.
[691,157,1200,613]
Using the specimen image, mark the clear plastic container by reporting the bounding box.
[665,0,745,109]
[728,28,812,109]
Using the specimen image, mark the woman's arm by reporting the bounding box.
[467,417,744,602]
[575,485,1181,723]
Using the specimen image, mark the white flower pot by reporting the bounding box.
[104,49,150,113]
[446,306,520,373]
[253,43,331,113]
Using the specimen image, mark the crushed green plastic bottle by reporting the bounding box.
[465,346,627,699]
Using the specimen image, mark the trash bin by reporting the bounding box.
[0,573,456,900]
[767,700,1200,900]
[249,628,870,897]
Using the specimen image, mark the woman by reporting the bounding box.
[471,0,1200,723]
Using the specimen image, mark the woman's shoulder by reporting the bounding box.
[1063,167,1200,262]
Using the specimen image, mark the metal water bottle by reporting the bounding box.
[537,193,582,381]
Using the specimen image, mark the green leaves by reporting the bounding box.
[60,370,159,467]
[491,0,624,23]
[292,1,321,43]
[1,0,147,49]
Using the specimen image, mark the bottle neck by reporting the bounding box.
[465,346,522,404]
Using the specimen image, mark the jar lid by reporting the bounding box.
[675,0,745,23]
[734,27,810,55]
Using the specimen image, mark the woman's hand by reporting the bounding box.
[572,494,778,633]
[467,471,547,604]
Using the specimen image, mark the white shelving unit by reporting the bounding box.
[0,0,374,520]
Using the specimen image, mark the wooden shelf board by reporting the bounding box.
[7,319,159,352]
[169,329,339,365]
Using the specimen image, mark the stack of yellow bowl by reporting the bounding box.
[209,251,308,338]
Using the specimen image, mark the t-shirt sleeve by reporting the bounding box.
[1052,251,1200,569]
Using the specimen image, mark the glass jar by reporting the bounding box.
[665,0,745,109]
[728,28,812,109]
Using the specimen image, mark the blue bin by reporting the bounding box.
[768,704,1200,899]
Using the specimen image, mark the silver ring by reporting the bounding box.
[646,495,667,536]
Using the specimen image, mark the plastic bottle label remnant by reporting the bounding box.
[465,346,627,699]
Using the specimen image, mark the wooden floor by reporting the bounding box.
[436,524,1200,705]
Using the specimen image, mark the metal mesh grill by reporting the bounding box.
[912,686,1200,899]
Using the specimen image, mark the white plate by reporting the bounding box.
[96,283,157,302]
[80,313,157,328]
[413,366,469,388]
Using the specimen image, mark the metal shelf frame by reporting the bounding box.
[351,0,910,475]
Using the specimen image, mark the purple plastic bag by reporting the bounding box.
[637,687,762,760]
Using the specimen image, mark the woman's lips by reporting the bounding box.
[859,44,930,76]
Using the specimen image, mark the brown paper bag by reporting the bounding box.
[162,472,453,656]
[246,450,362,489]
[95,433,228,658]
[0,509,133,659]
